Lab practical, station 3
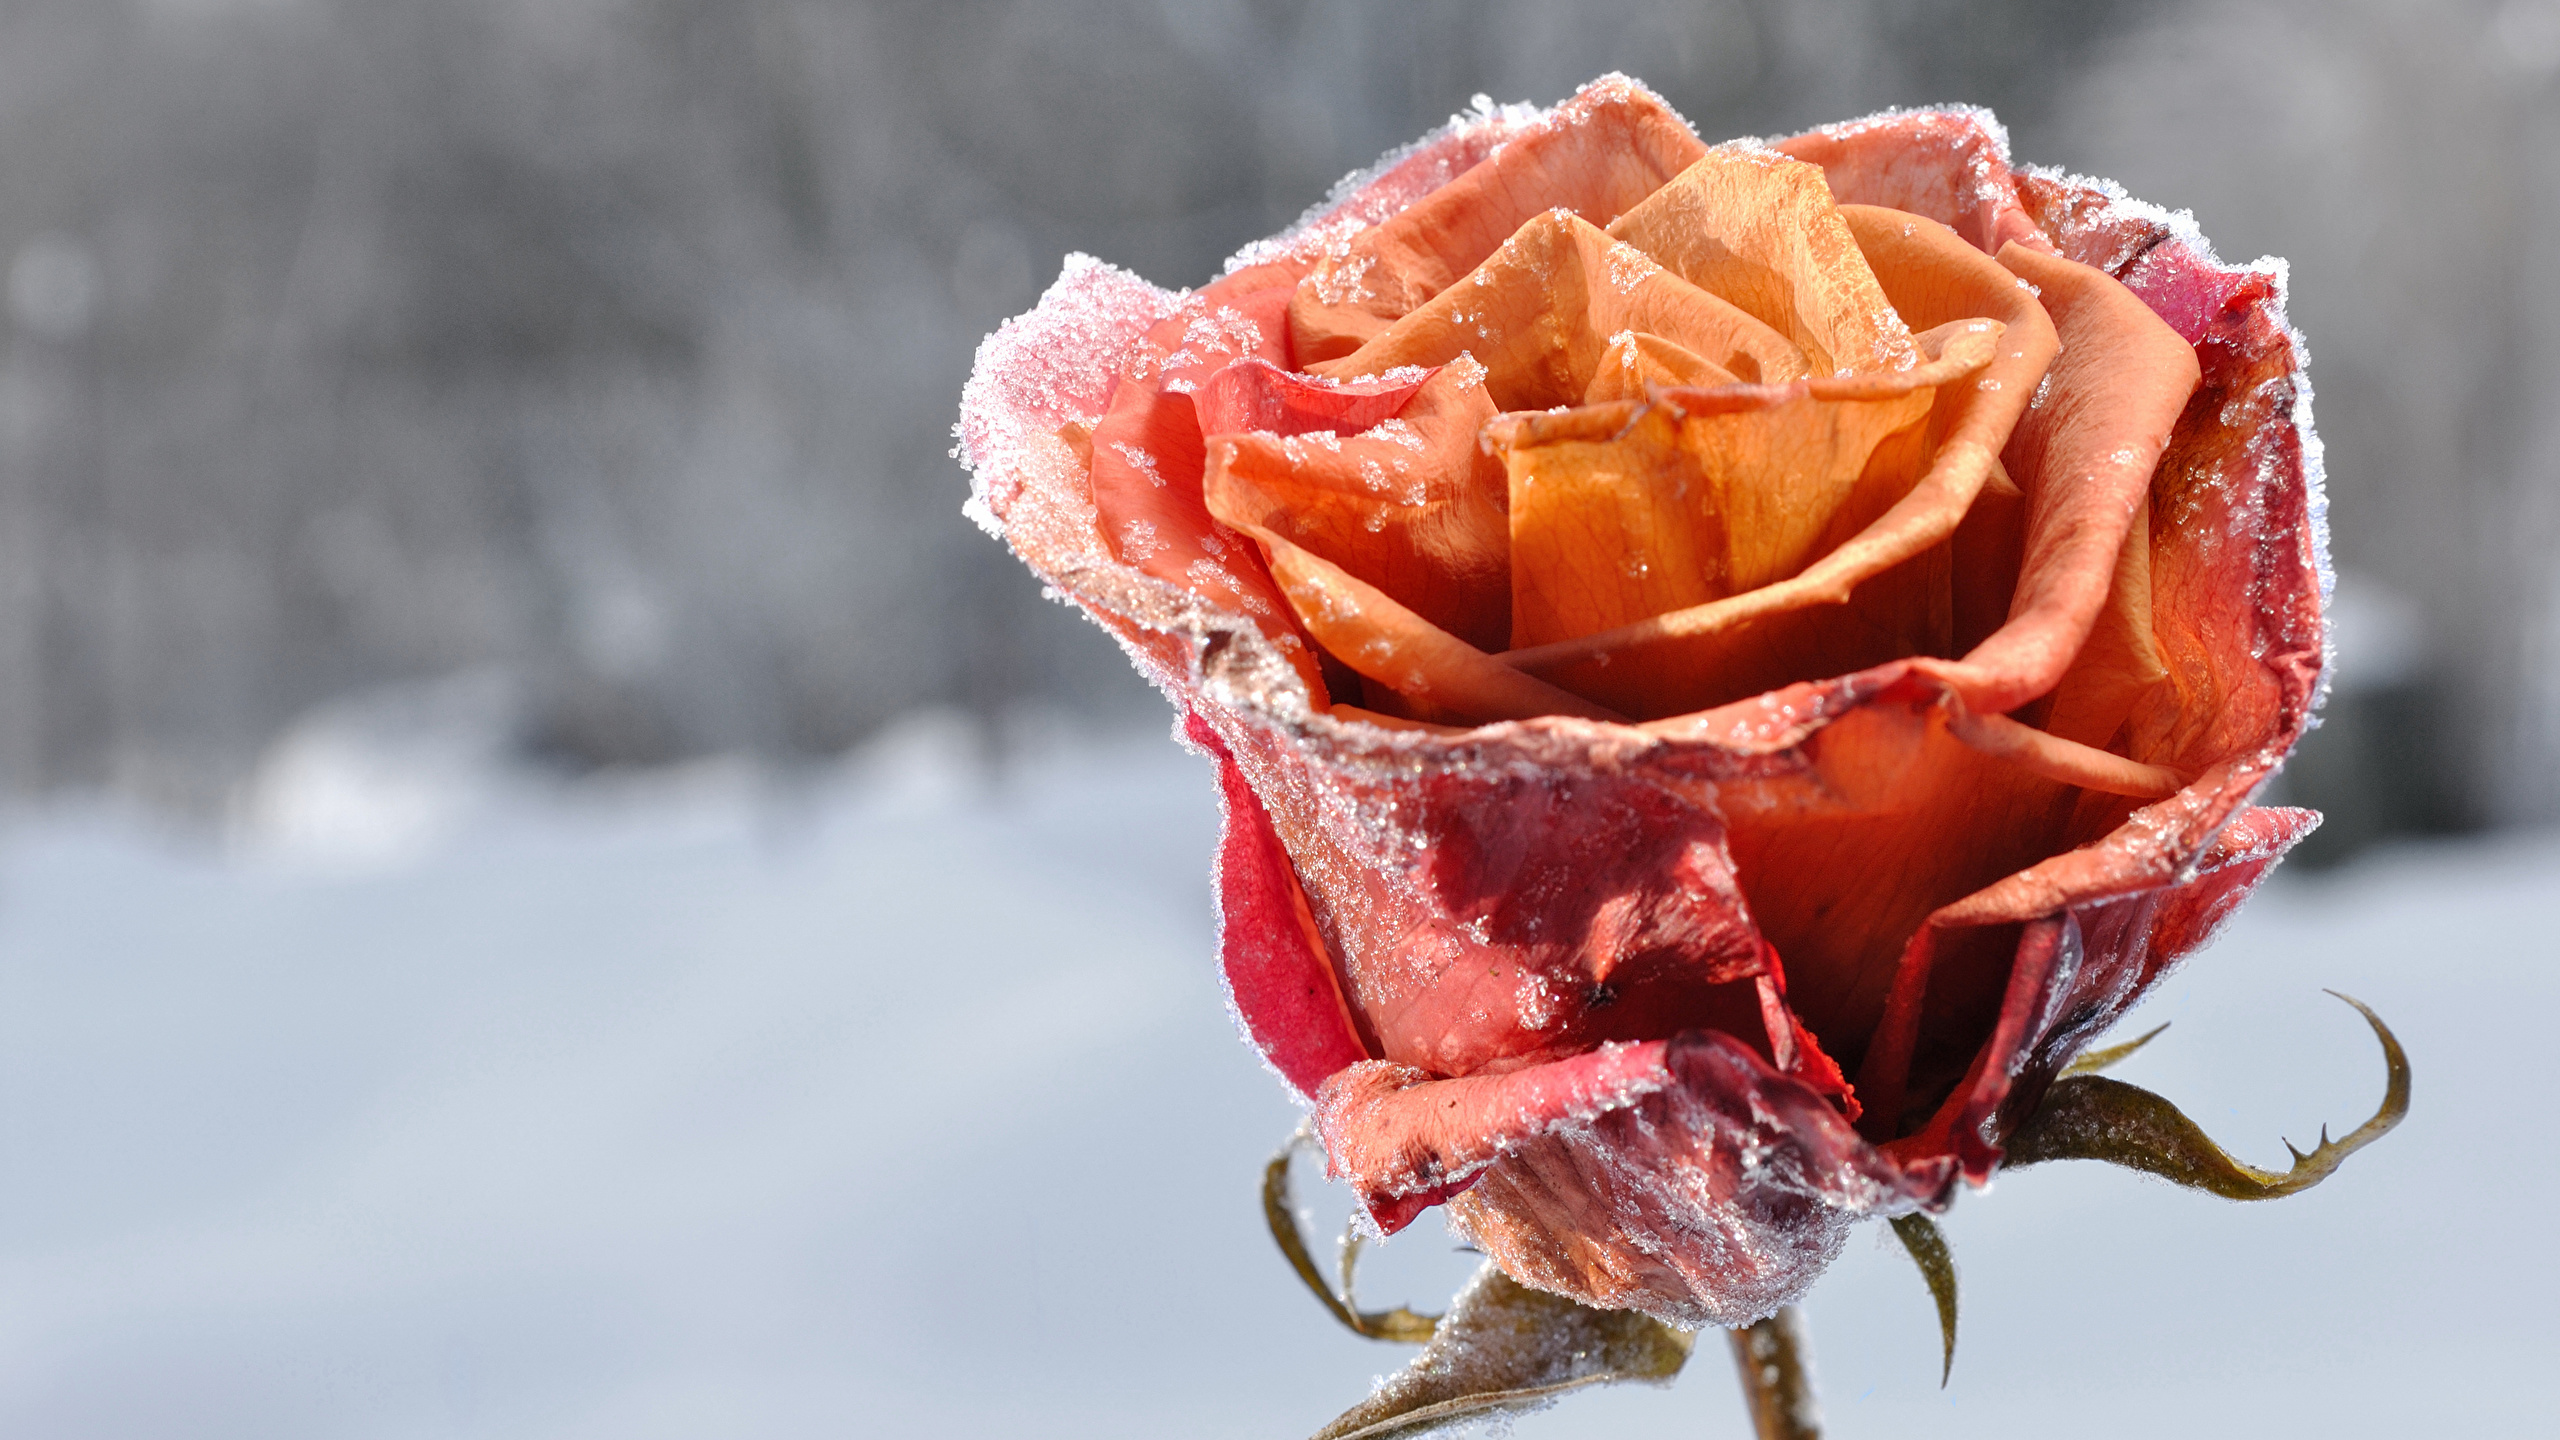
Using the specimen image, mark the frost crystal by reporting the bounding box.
[1110,442,1166,488]
[952,253,1176,533]
[1605,240,1662,295]
[1369,418,1427,452]
[1185,305,1264,361]
[1119,519,1165,562]
[1187,558,1232,594]
[1309,250,1376,307]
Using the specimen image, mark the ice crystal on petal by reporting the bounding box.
[1187,558,1233,594]
[1110,441,1166,488]
[952,254,1176,531]
[1310,250,1377,307]
[1119,519,1165,562]
[1604,241,1662,295]
[1186,304,1264,360]
[1369,418,1427,452]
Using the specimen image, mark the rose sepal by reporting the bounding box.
[2003,991,2409,1198]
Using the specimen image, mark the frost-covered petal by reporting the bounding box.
[1187,712,1370,1101]
[1491,208,2056,718]
[1605,146,1913,376]
[1315,1041,1680,1234]
[1442,1030,1952,1328]
[1777,108,2047,257]
[1868,805,2322,1171]
[1203,362,1512,653]
[1084,261,1328,697]
[1288,77,1705,362]
[1310,208,1806,403]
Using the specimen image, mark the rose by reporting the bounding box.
[956,75,2326,1327]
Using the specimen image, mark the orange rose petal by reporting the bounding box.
[1254,533,1624,724]
[1951,456,2028,652]
[1837,205,2059,500]
[1288,78,1706,363]
[1606,149,1914,376]
[1940,708,2184,798]
[2122,270,2321,777]
[1498,403,1715,657]
[2039,486,2168,751]
[1583,331,1741,403]
[1311,210,1807,407]
[1497,376,1936,647]
[1192,353,1433,437]
[1777,111,2049,256]
[1202,364,1512,652]
[1494,324,1998,712]
[1713,693,2082,1067]
[1326,703,1465,735]
[1498,214,2056,696]
[1086,261,1330,699]
[1921,244,2201,718]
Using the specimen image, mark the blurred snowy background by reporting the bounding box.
[0,0,2551,1435]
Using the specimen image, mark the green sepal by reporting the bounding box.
[1311,1262,1695,1440]
[1887,1211,1959,1385]
[2061,1022,2169,1077]
[2005,991,2409,1200]
[1263,1129,1439,1343]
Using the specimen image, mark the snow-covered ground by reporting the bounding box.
[0,707,2545,1438]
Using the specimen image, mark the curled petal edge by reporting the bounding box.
[1187,711,1370,1102]
[1318,1029,1956,1328]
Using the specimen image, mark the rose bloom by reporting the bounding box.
[956,76,2326,1328]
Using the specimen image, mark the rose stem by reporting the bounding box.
[1727,1304,1821,1440]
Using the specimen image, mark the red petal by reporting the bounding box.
[1288,77,1706,362]
[1924,244,2202,719]
[1444,1032,1951,1327]
[1187,712,1371,1101]
[1314,1040,1678,1233]
[1204,362,1513,653]
[1755,939,1858,1117]
[1777,108,2048,257]
[1876,805,2321,1172]
[1193,356,1435,438]
[1084,265,1330,697]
